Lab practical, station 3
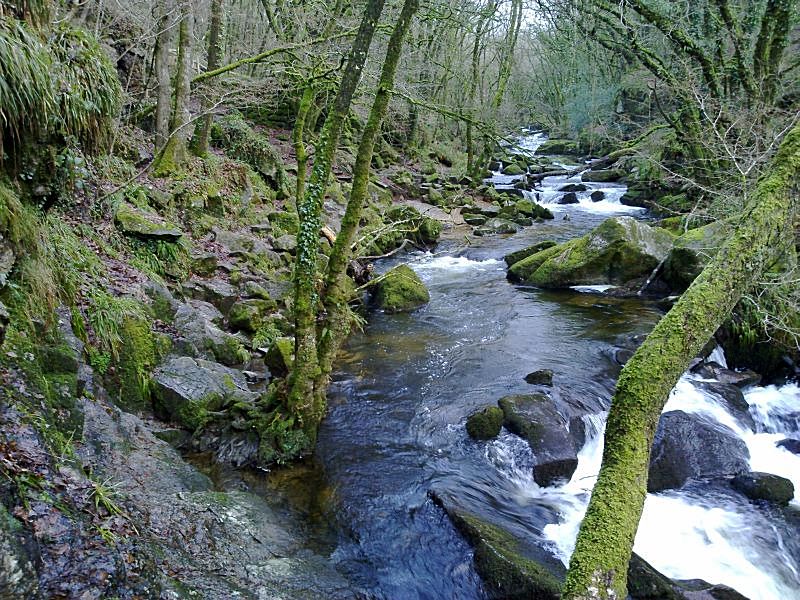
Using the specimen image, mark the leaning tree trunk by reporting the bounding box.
[287,0,386,440]
[314,0,419,402]
[562,122,800,600]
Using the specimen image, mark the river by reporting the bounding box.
[313,133,800,599]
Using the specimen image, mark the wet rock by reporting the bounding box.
[627,553,684,600]
[558,183,587,193]
[558,192,579,204]
[151,356,259,430]
[508,216,673,288]
[691,361,761,387]
[504,241,557,267]
[475,204,501,218]
[114,202,182,241]
[513,199,553,220]
[524,369,553,386]
[502,162,525,176]
[690,380,755,430]
[582,168,624,183]
[0,504,40,599]
[590,190,605,202]
[474,218,522,236]
[372,264,430,313]
[466,406,504,440]
[731,472,794,505]
[463,213,488,226]
[649,411,750,492]
[430,493,563,600]
[777,438,800,454]
[676,579,751,599]
[498,394,578,486]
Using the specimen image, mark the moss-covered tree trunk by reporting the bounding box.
[292,84,314,207]
[465,1,495,176]
[562,122,800,600]
[287,0,386,439]
[314,0,419,397]
[191,0,223,156]
[153,0,175,151]
[154,1,193,175]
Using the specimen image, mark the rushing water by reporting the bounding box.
[315,135,800,599]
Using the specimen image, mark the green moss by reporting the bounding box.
[507,244,563,282]
[504,241,557,267]
[116,314,156,412]
[466,406,504,440]
[268,209,300,236]
[372,264,430,313]
[212,334,250,366]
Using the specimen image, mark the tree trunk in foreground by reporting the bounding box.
[315,0,419,398]
[562,121,800,600]
[287,0,385,440]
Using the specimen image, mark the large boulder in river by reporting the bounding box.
[372,264,430,313]
[474,218,522,236]
[731,472,794,505]
[504,241,557,267]
[507,216,673,288]
[661,220,730,291]
[151,356,259,430]
[466,406,504,440]
[648,411,750,492]
[498,394,578,486]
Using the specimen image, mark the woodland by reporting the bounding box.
[0,0,798,598]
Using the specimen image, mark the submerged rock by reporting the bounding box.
[590,190,605,202]
[524,369,553,386]
[731,472,795,505]
[372,264,430,313]
[498,394,577,486]
[649,411,749,492]
[466,406,504,440]
[507,216,673,288]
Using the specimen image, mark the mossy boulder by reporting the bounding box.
[474,218,522,236]
[372,264,430,313]
[228,299,275,333]
[581,168,624,183]
[463,213,488,226]
[502,162,525,176]
[115,313,157,412]
[151,356,258,431]
[174,302,250,366]
[507,216,673,288]
[466,406,504,440]
[514,199,553,220]
[504,241,557,267]
[731,472,794,505]
[114,202,183,241]
[524,369,553,386]
[661,220,730,291]
[499,394,578,486]
[264,336,294,377]
[537,139,580,155]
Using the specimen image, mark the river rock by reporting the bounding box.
[690,380,755,430]
[151,356,259,430]
[558,192,579,204]
[524,369,553,386]
[662,220,730,291]
[504,241,557,267]
[590,190,605,202]
[498,394,578,486]
[507,216,673,288]
[537,139,580,155]
[463,213,488,226]
[430,492,563,600]
[114,202,183,241]
[582,169,624,183]
[174,302,250,366]
[691,361,761,387]
[466,406,504,440]
[558,183,587,193]
[514,199,553,220]
[731,472,795,505]
[372,264,430,313]
[777,438,800,454]
[502,162,526,176]
[474,218,522,236]
[649,411,750,492]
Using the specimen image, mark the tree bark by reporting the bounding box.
[192,0,223,156]
[153,0,175,151]
[315,0,419,396]
[292,84,314,208]
[287,0,386,440]
[562,121,800,600]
